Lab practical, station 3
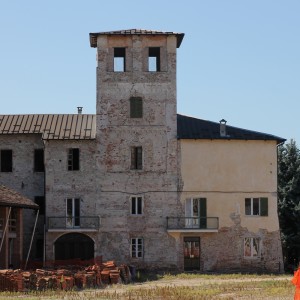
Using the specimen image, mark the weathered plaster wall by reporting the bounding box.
[44,139,99,260]
[0,134,44,261]
[90,34,180,268]
[180,139,279,231]
[179,139,283,273]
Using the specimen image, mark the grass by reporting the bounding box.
[0,273,294,299]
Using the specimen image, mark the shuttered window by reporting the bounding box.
[130,97,143,118]
[131,147,142,170]
[185,198,207,229]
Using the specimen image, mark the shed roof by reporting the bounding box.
[0,114,96,140]
[177,114,285,144]
[0,185,39,209]
[89,29,184,48]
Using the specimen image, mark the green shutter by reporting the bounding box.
[200,198,207,229]
[130,97,143,118]
[260,198,268,216]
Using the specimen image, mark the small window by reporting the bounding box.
[34,149,44,172]
[35,196,45,215]
[244,237,260,258]
[114,48,126,72]
[148,47,160,72]
[131,147,142,170]
[1,150,12,172]
[131,238,143,258]
[130,97,143,118]
[68,148,80,171]
[245,198,268,216]
[131,196,143,215]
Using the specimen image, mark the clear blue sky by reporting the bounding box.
[0,1,299,144]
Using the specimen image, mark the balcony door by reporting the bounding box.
[184,237,200,271]
[66,198,80,228]
[185,198,207,229]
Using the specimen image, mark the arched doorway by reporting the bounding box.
[54,233,94,260]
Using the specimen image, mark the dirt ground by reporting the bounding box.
[99,274,294,299]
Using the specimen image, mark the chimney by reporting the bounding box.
[77,107,83,114]
[219,119,227,137]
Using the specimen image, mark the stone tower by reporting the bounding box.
[89,29,184,267]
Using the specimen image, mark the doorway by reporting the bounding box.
[184,237,200,271]
[54,233,94,260]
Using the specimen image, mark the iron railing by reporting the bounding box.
[47,216,100,230]
[166,217,219,230]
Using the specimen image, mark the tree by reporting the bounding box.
[278,139,300,270]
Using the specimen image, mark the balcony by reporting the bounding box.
[47,216,100,232]
[166,217,219,233]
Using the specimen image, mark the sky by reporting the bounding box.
[0,0,299,144]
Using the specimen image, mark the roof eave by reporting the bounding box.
[89,32,184,48]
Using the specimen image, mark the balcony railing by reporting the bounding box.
[0,218,16,232]
[47,216,100,231]
[166,217,219,231]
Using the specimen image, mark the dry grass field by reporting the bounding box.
[0,273,294,299]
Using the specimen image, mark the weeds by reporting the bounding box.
[0,274,294,300]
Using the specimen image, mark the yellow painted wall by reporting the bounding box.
[180,139,280,232]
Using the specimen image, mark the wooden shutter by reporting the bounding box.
[130,97,143,118]
[260,198,268,216]
[136,147,143,170]
[200,198,207,229]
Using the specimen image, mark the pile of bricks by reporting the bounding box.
[0,260,132,292]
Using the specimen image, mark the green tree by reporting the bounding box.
[278,139,300,270]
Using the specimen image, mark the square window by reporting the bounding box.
[131,238,143,258]
[114,48,126,72]
[131,196,143,215]
[130,97,143,118]
[131,147,142,170]
[68,148,80,171]
[34,149,45,172]
[245,198,268,216]
[1,149,12,172]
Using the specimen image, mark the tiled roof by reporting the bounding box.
[0,185,39,209]
[0,114,96,140]
[177,114,285,144]
[89,29,184,48]
[0,113,285,144]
